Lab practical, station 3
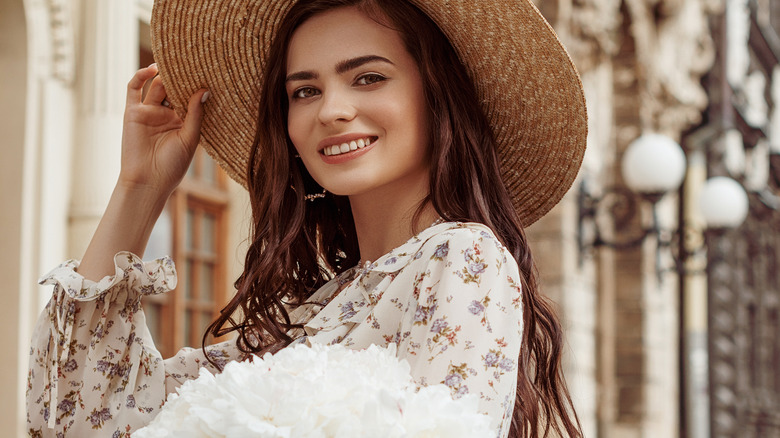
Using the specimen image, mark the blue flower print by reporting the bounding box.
[498,357,515,372]
[413,306,425,323]
[413,302,437,325]
[431,318,448,334]
[468,300,485,315]
[433,242,449,260]
[95,360,110,373]
[468,262,486,276]
[384,256,398,266]
[484,351,499,367]
[57,399,75,417]
[62,359,78,373]
[340,302,357,320]
[444,372,462,388]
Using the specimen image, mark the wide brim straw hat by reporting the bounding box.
[150,0,587,226]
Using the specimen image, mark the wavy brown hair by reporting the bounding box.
[205,0,581,436]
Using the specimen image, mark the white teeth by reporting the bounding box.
[324,137,374,156]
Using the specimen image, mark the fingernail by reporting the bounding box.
[201,90,211,103]
[148,63,157,69]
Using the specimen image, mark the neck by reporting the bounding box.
[348,174,439,263]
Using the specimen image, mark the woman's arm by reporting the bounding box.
[27,253,242,436]
[78,64,208,280]
[26,67,216,436]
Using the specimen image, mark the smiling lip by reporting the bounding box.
[318,134,378,164]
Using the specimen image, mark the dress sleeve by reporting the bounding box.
[395,228,523,437]
[26,252,242,438]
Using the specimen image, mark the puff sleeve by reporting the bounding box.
[26,252,241,437]
[395,228,524,437]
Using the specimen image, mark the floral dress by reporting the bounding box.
[27,221,524,437]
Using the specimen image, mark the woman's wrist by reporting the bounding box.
[77,182,172,281]
[114,178,172,209]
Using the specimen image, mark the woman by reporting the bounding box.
[27,0,587,436]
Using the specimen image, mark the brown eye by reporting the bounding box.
[356,74,386,86]
[293,87,319,99]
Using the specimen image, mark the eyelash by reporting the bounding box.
[291,73,388,100]
[292,87,319,100]
[355,73,387,86]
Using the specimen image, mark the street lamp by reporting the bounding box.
[578,133,749,277]
[698,177,749,229]
[622,133,688,200]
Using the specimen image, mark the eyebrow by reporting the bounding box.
[285,55,394,83]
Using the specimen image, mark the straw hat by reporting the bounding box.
[150,0,587,226]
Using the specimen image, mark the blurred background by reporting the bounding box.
[2,0,779,437]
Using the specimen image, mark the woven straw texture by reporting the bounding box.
[150,0,587,226]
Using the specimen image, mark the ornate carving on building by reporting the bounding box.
[45,0,75,84]
[559,0,623,72]
[25,0,75,84]
[623,0,718,134]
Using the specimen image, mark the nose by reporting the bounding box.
[317,88,357,126]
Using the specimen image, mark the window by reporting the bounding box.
[142,150,231,357]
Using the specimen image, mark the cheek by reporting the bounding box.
[286,109,306,152]
[396,92,429,154]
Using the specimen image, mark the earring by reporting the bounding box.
[304,189,327,201]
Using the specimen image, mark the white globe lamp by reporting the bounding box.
[621,134,688,201]
[698,177,749,229]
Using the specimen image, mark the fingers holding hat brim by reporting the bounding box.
[144,75,173,108]
[178,89,210,153]
[126,64,160,106]
[127,64,176,109]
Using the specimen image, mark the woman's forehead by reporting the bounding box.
[285,6,407,74]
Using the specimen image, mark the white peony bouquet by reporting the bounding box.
[134,342,495,438]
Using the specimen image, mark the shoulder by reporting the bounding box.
[401,222,523,311]
[418,222,510,263]
[406,222,519,287]
[370,221,515,278]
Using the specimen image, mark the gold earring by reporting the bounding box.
[304,189,327,201]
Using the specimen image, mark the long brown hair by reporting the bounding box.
[206,0,581,436]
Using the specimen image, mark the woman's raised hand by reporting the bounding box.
[77,65,209,280]
[119,64,209,196]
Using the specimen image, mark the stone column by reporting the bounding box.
[69,0,139,259]
[2,3,30,436]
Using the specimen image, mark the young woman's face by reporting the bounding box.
[285,6,429,198]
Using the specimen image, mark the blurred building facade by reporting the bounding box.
[2,0,779,437]
[698,0,780,435]
[526,0,780,436]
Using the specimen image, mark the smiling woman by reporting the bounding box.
[26,0,587,437]
[285,7,432,225]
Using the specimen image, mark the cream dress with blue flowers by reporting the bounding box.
[27,221,523,437]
